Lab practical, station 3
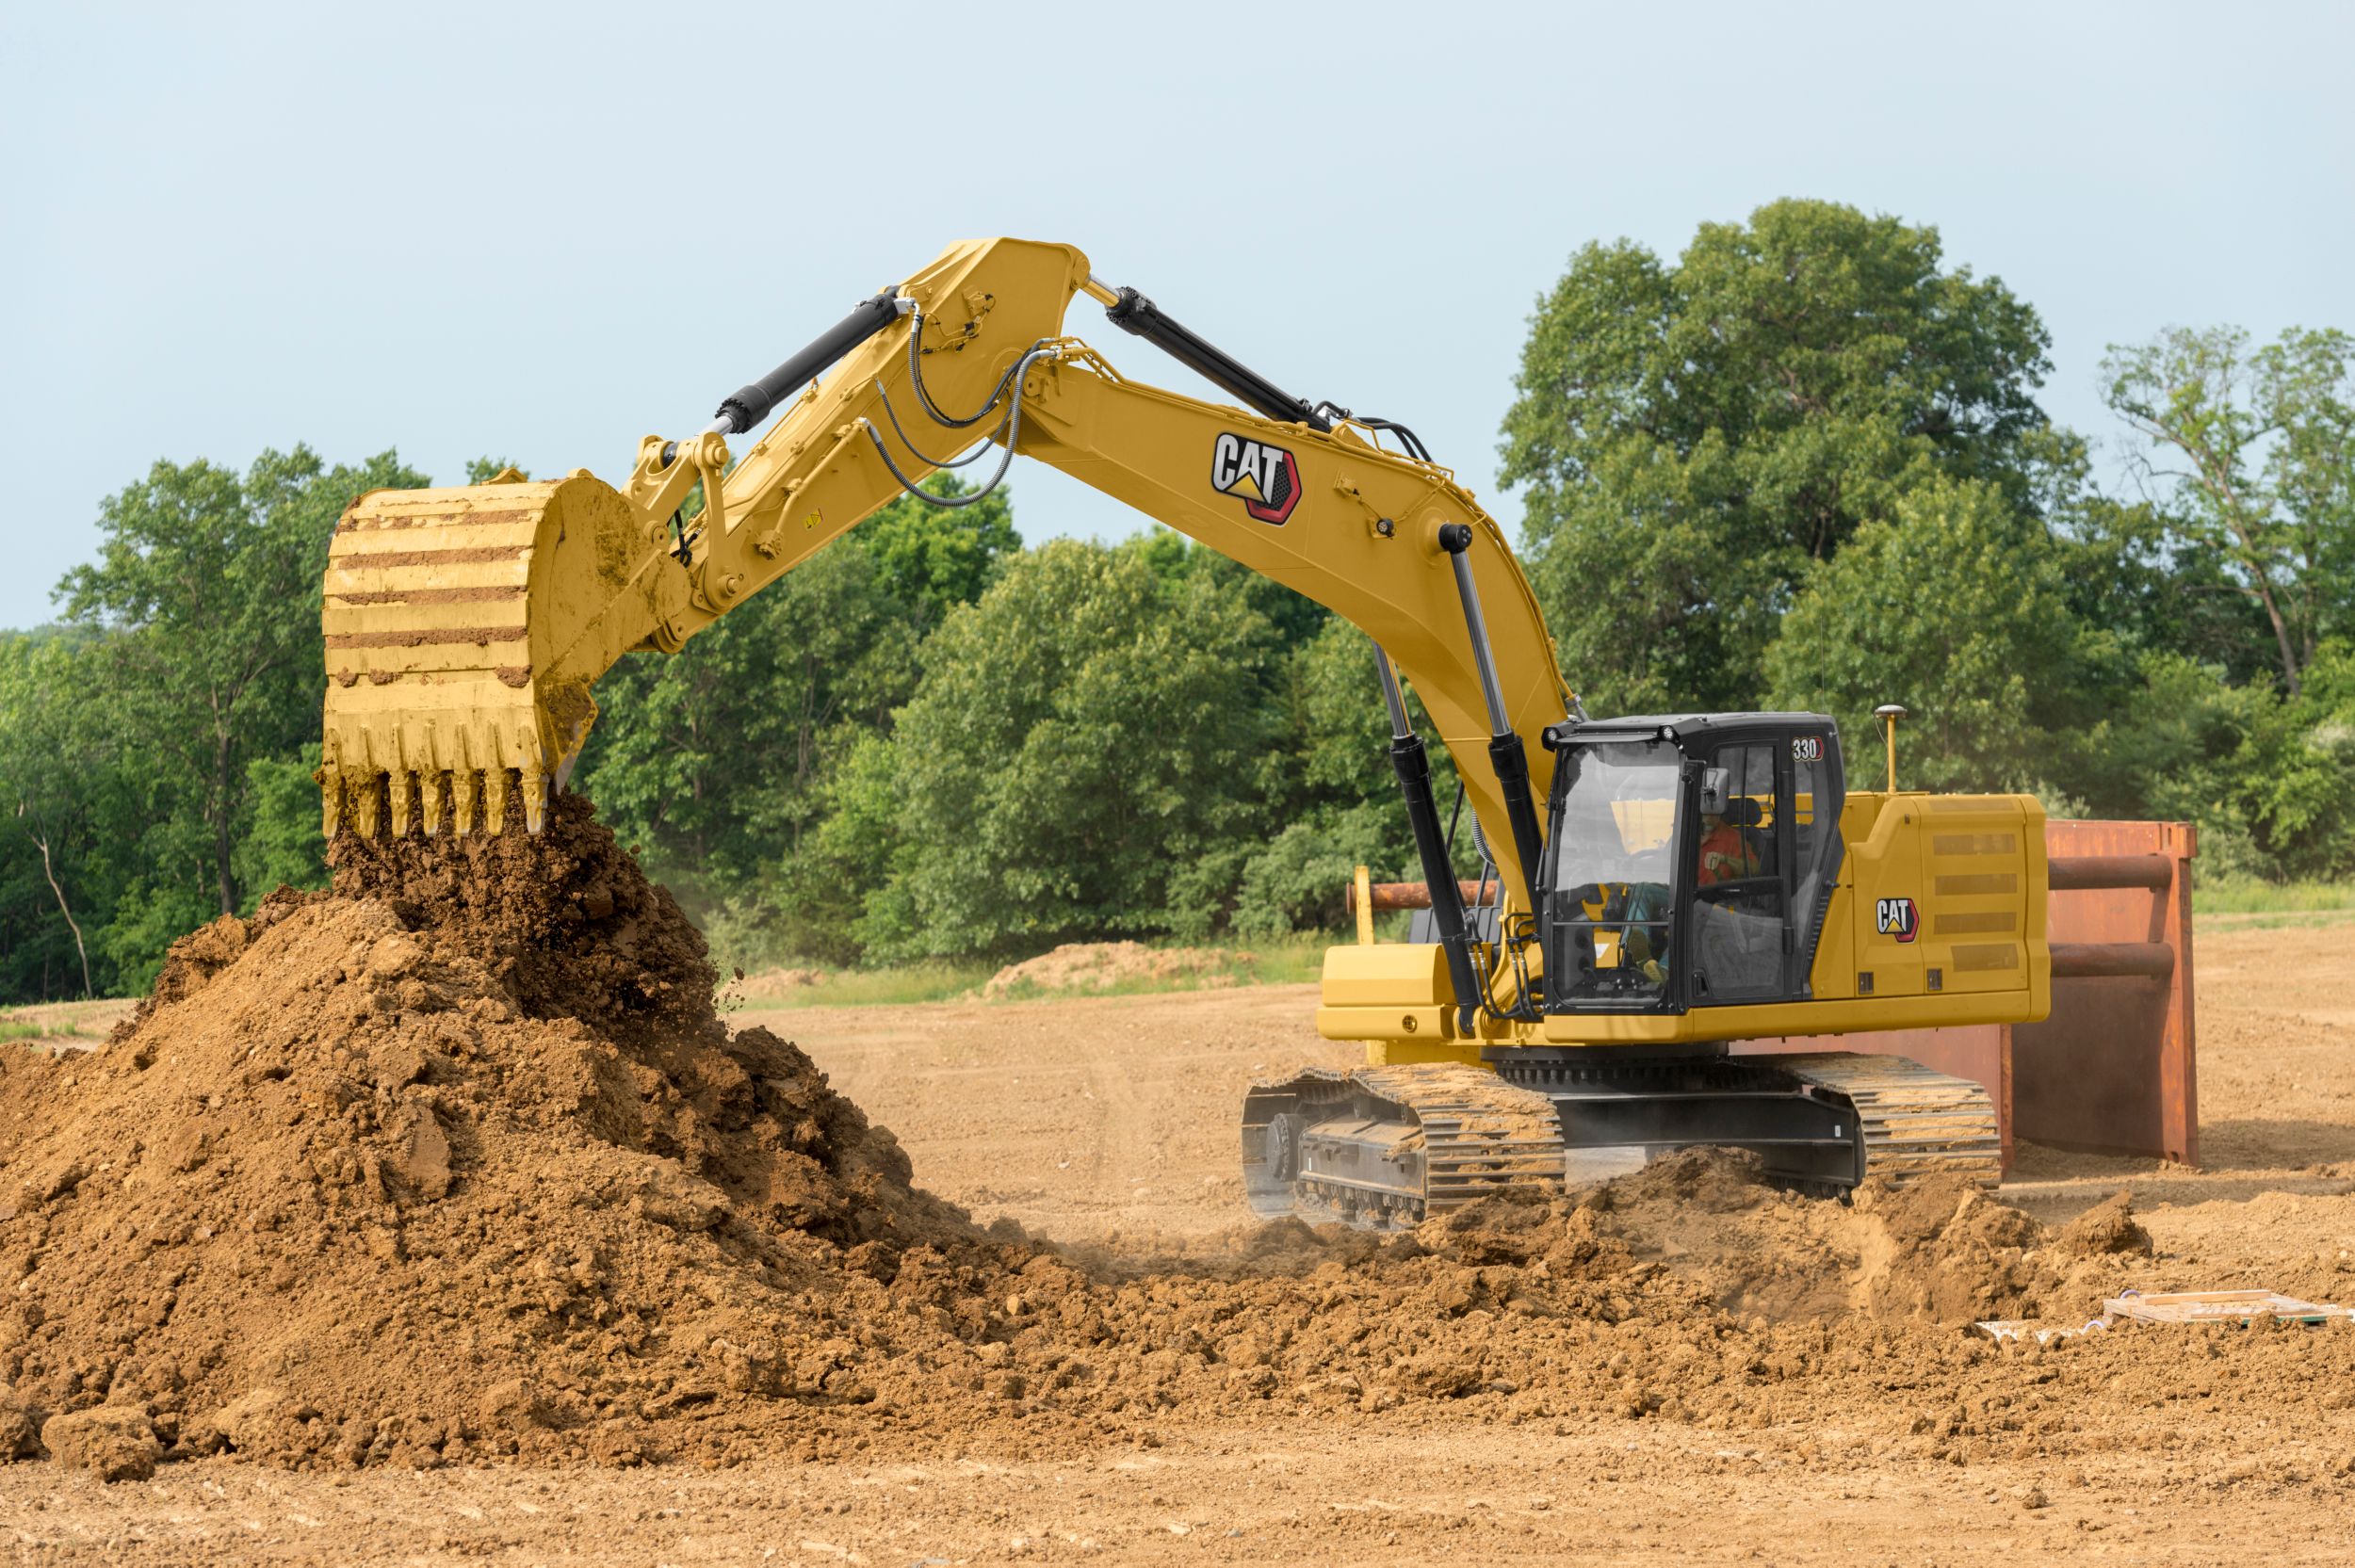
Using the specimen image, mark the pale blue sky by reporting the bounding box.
[2,1,2347,630]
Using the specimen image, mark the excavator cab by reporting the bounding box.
[1539,714,1846,1018]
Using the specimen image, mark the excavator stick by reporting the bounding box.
[319,236,1096,842]
[320,471,682,839]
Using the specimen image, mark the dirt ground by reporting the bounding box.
[5,920,2353,1564]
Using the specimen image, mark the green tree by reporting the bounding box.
[1765,478,2089,793]
[1501,199,2058,714]
[857,539,1285,959]
[0,634,116,996]
[59,446,429,918]
[578,536,924,888]
[575,479,1019,926]
[857,479,1019,631]
[2102,325,2354,694]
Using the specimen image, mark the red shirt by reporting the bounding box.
[1698,822,1760,885]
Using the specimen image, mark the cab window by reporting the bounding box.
[1544,738,1680,1006]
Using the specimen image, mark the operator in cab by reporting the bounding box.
[1697,774,1763,887]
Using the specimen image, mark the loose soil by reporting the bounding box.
[2,806,2351,1561]
[980,942,1248,1000]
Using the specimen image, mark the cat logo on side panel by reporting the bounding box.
[1876,897,1919,943]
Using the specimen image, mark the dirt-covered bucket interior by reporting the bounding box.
[3,800,2351,1511]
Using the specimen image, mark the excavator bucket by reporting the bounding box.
[320,471,680,839]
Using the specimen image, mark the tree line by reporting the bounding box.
[3,199,2347,1002]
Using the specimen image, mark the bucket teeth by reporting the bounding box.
[352,775,382,839]
[319,764,560,840]
[387,773,413,839]
[451,769,479,837]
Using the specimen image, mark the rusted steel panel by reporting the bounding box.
[2012,819,2198,1165]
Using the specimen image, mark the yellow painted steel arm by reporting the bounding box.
[320,236,1574,918]
[1007,346,1572,904]
[320,238,1096,835]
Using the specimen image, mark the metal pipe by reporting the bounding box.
[2052,942,2176,980]
[1347,880,1500,913]
[2050,855,2174,892]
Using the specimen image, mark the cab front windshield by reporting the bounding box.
[1549,738,1681,1004]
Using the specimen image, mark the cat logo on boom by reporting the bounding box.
[1210,431,1301,525]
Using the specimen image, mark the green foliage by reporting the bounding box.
[1765,478,2091,793]
[577,540,922,884]
[1501,199,2059,714]
[0,633,120,998]
[1231,802,1397,938]
[59,447,428,922]
[2102,325,2354,693]
[852,539,1287,960]
[573,479,1021,951]
[235,743,330,900]
[855,478,1019,631]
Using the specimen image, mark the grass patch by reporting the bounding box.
[0,1002,124,1043]
[2196,907,2355,932]
[2192,875,2355,915]
[731,960,997,1010]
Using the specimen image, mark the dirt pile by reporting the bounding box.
[735,967,829,999]
[0,798,968,1470]
[3,799,2344,1479]
[982,941,1247,1000]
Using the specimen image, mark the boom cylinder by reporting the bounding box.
[715,289,909,434]
[1377,649,1482,1035]
[1437,525,1547,919]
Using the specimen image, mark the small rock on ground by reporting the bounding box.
[41,1406,160,1481]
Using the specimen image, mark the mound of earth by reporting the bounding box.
[3,795,2341,1478]
[735,967,829,999]
[982,941,1246,1000]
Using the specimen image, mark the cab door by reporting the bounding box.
[1687,738,1797,1005]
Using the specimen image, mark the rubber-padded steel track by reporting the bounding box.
[1242,1064,1565,1229]
[1242,1051,2000,1232]
[1774,1053,2003,1188]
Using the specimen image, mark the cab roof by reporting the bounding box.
[1544,712,1839,747]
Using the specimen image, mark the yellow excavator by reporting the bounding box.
[319,237,2051,1227]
